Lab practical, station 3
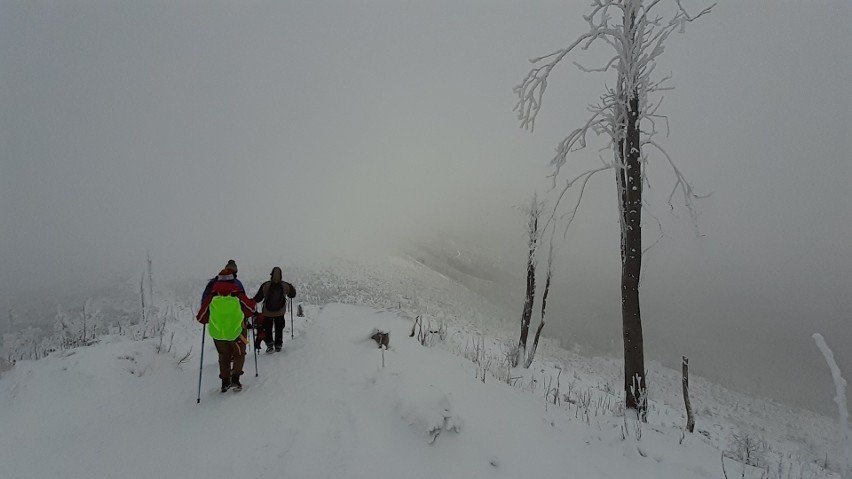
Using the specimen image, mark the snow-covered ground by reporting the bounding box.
[0,255,847,479]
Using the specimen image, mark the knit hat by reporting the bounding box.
[224,259,238,273]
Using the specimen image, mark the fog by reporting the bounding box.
[2,1,849,414]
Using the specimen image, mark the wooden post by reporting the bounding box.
[682,356,695,433]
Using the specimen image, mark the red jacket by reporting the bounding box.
[196,271,256,325]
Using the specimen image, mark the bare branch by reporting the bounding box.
[642,139,707,236]
[177,346,192,366]
[514,32,601,131]
[550,115,610,175]
[559,166,615,237]
[675,0,715,23]
[543,164,614,234]
[573,56,619,73]
[640,198,667,281]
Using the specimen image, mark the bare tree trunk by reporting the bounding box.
[682,356,695,432]
[525,227,555,369]
[517,196,540,367]
[518,237,536,365]
[524,262,550,368]
[622,89,645,417]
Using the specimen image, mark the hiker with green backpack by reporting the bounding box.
[196,260,256,392]
[253,266,296,353]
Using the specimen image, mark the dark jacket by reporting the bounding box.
[253,267,296,317]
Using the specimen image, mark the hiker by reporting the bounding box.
[253,266,296,353]
[196,259,256,392]
[250,314,273,354]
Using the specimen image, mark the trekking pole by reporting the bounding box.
[290,300,294,339]
[250,316,258,377]
[196,324,206,404]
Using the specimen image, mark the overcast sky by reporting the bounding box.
[1,1,850,413]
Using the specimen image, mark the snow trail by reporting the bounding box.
[0,304,778,479]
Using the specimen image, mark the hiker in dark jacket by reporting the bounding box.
[252,266,296,353]
[196,260,256,392]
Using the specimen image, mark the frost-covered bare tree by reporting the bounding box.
[514,194,544,368]
[515,0,713,417]
[524,223,556,369]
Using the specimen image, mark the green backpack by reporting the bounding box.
[208,295,244,341]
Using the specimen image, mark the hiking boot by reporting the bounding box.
[231,375,242,392]
[266,345,274,353]
[221,378,231,393]
[275,346,282,352]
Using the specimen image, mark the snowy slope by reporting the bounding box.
[0,303,742,479]
[0,254,847,479]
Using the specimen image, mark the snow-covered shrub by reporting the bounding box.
[409,315,446,347]
[725,430,769,467]
[391,382,462,444]
[502,339,520,370]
